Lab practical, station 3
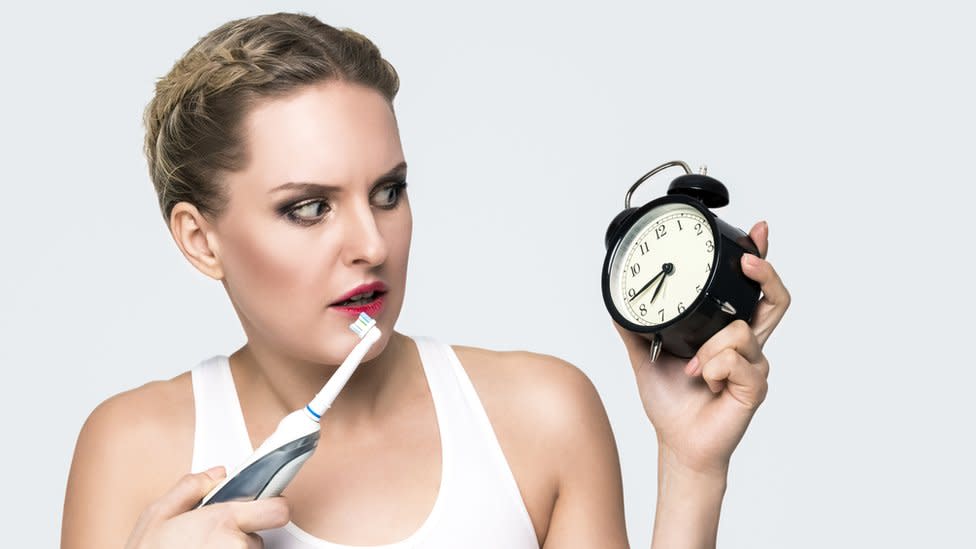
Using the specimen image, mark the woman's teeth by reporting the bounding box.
[339,291,377,306]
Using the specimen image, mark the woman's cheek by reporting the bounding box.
[222,230,319,326]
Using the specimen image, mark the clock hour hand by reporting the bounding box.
[649,262,674,304]
[628,268,665,303]
[628,263,674,303]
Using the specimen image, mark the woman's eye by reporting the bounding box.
[372,182,407,208]
[286,200,330,224]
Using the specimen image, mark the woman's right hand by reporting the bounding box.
[124,467,290,549]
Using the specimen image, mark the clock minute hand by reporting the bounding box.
[649,262,675,304]
[628,267,666,303]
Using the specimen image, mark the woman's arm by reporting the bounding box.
[62,377,290,548]
[651,448,727,549]
[617,221,790,548]
[532,358,629,549]
[62,382,192,547]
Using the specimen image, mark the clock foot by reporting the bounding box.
[649,335,663,363]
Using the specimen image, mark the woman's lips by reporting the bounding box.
[331,281,389,305]
[329,294,386,318]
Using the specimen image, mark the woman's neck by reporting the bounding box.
[228,331,422,433]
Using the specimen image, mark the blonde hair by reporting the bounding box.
[143,12,400,222]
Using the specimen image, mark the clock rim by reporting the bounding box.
[602,194,721,333]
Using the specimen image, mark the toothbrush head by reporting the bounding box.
[349,312,377,339]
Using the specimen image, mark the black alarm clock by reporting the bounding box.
[602,160,761,361]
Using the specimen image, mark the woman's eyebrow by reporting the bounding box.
[268,161,408,194]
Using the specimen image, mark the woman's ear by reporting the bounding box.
[169,202,224,280]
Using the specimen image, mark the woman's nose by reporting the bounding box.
[340,202,388,267]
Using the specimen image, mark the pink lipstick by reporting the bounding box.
[329,281,388,318]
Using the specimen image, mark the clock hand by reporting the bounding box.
[629,267,666,303]
[649,263,674,304]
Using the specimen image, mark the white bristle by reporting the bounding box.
[349,312,376,338]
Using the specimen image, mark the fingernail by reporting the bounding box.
[761,220,768,233]
[685,356,699,375]
[743,254,758,268]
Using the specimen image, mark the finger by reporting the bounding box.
[229,497,290,533]
[741,254,791,346]
[686,320,761,376]
[748,220,769,259]
[246,532,265,549]
[701,349,768,409]
[151,467,226,519]
[612,320,651,376]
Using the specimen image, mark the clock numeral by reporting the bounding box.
[695,223,703,236]
[696,285,702,294]
[630,263,641,277]
[639,304,647,317]
[655,225,667,239]
[677,219,683,231]
[677,302,686,314]
[628,288,636,299]
[705,240,714,253]
[639,241,650,256]
[658,309,665,321]
[705,263,712,273]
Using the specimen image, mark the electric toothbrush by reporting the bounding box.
[197,312,381,507]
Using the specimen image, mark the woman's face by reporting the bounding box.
[208,81,411,365]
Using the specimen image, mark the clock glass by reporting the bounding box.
[609,202,717,327]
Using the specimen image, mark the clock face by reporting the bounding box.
[609,202,716,327]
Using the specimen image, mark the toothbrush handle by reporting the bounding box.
[307,327,381,415]
[198,432,320,507]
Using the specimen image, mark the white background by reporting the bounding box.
[1,1,973,547]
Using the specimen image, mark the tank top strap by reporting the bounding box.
[410,336,458,486]
[410,337,538,548]
[190,355,253,473]
[411,336,464,421]
[411,336,481,464]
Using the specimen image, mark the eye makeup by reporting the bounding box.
[278,197,332,226]
[270,161,409,226]
[275,179,408,226]
[369,180,408,209]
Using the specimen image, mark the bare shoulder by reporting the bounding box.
[451,344,626,546]
[451,344,609,430]
[62,372,195,546]
[70,372,195,492]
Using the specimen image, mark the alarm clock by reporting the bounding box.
[602,160,761,361]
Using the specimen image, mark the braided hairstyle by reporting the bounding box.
[143,12,400,223]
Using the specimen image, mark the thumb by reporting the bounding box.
[227,497,291,533]
[152,466,226,519]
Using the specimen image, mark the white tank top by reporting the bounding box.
[189,337,540,549]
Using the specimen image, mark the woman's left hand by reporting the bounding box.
[614,221,791,474]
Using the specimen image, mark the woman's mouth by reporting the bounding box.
[330,283,388,318]
[334,290,382,307]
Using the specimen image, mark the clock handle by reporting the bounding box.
[624,160,692,208]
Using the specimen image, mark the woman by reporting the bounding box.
[61,12,790,548]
